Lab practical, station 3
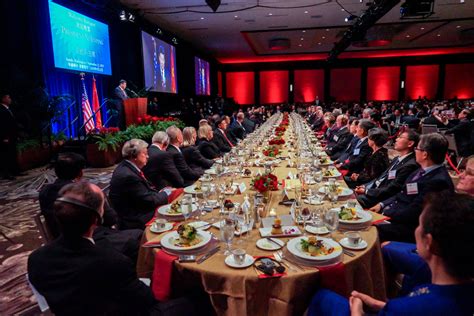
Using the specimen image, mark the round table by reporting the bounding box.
[137,148,386,316]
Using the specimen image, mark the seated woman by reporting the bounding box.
[181,126,214,174]
[196,124,222,160]
[345,128,389,188]
[308,191,474,316]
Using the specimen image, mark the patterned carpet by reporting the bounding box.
[0,165,115,315]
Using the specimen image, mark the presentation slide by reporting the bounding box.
[195,57,211,95]
[142,31,178,93]
[48,1,112,75]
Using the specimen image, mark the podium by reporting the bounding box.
[123,98,147,127]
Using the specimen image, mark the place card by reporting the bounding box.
[237,182,247,194]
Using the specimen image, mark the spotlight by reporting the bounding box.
[206,0,221,12]
[345,15,357,22]
[119,10,127,21]
[128,13,135,22]
[172,37,178,45]
[400,0,435,18]
[156,28,163,34]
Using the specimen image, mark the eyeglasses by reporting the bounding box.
[414,147,426,151]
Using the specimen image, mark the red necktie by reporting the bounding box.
[222,130,234,147]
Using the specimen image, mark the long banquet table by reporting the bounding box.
[137,116,387,316]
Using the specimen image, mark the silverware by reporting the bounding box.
[197,246,220,264]
[274,252,297,272]
[343,249,356,257]
[266,237,285,248]
[277,250,305,271]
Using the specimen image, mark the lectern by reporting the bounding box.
[123,98,147,127]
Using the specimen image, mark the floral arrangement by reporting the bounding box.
[137,115,176,125]
[97,127,120,134]
[275,130,284,137]
[269,138,285,145]
[275,126,286,132]
[251,173,279,193]
[263,146,281,157]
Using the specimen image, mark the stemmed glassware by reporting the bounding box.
[324,208,339,239]
[301,207,311,235]
[220,217,235,255]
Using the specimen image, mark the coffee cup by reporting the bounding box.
[344,231,362,246]
[232,248,246,265]
[154,218,167,230]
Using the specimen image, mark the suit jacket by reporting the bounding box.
[143,145,184,190]
[341,138,373,173]
[28,236,156,316]
[326,126,352,156]
[354,147,390,184]
[445,119,473,157]
[0,105,18,142]
[332,134,357,161]
[109,160,168,229]
[363,152,419,203]
[229,121,246,141]
[242,118,255,134]
[381,166,454,228]
[113,86,128,101]
[181,145,214,174]
[197,137,221,159]
[212,128,232,153]
[422,115,446,128]
[167,145,201,185]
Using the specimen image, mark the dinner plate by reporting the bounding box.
[318,186,353,198]
[184,184,203,194]
[150,222,174,233]
[287,236,342,261]
[256,238,284,251]
[331,207,373,224]
[160,230,212,251]
[339,237,368,250]
[157,204,198,217]
[305,225,329,235]
[259,226,302,238]
[225,254,255,268]
[322,170,342,178]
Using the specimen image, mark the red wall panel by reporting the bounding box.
[260,70,289,104]
[294,69,324,103]
[367,66,400,101]
[226,72,255,105]
[330,68,361,102]
[444,64,474,99]
[405,65,439,100]
[217,71,222,97]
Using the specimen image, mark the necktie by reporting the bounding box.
[411,169,425,182]
[222,130,234,147]
[355,139,363,148]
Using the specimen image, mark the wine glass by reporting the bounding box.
[324,209,339,239]
[220,217,235,255]
[301,207,311,235]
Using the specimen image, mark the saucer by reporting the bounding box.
[150,222,173,233]
[339,237,368,250]
[225,254,255,268]
[305,225,329,235]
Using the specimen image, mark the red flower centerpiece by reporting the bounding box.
[269,138,285,145]
[251,173,279,193]
[275,126,286,132]
[263,146,280,157]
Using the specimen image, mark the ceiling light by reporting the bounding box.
[437,33,441,37]
[268,13,273,16]
[298,44,302,47]
[200,17,205,20]
[456,25,461,28]
[304,11,309,14]
[234,15,238,18]
[156,28,162,34]
[300,37,304,40]
[302,30,306,33]
[322,36,326,39]
[326,29,330,32]
[420,27,425,30]
[406,34,410,38]
[341,8,345,11]
[460,0,465,3]
[119,10,127,21]
[128,13,135,22]
[318,42,322,45]
[345,15,357,22]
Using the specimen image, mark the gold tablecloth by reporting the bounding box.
[137,149,386,316]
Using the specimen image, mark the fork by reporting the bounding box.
[274,252,297,272]
[278,250,305,271]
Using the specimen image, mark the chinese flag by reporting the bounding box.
[92,76,102,129]
[170,46,176,93]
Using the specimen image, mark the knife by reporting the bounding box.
[266,237,285,248]
[197,246,220,264]
[343,249,356,257]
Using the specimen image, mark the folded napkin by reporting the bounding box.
[168,188,184,203]
[151,250,178,301]
[372,216,391,225]
[253,256,287,279]
[142,240,162,248]
[318,262,348,297]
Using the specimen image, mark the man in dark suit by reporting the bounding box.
[355,130,420,208]
[371,133,454,243]
[143,131,184,189]
[332,119,359,161]
[109,139,170,230]
[0,93,19,180]
[326,115,352,156]
[39,152,142,261]
[336,119,375,174]
[229,112,247,141]
[212,117,233,153]
[166,126,201,186]
[242,115,256,134]
[444,108,473,157]
[29,181,158,315]
[111,79,128,130]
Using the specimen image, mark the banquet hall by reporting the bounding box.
[1,0,473,315]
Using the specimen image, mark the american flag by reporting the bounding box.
[81,76,95,133]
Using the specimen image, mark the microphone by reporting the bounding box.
[125,88,139,98]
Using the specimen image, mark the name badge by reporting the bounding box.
[406,183,419,195]
[388,170,397,180]
[333,135,339,142]
[353,148,360,156]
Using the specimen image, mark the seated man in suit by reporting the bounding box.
[39,152,142,261]
[29,181,158,315]
[336,119,375,174]
[331,119,358,161]
[212,117,234,153]
[325,115,352,157]
[143,131,184,190]
[196,124,222,159]
[109,139,170,230]
[370,133,454,243]
[166,125,202,186]
[229,112,247,141]
[355,130,420,208]
[242,113,256,134]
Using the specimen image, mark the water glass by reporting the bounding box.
[324,209,339,238]
[220,218,235,255]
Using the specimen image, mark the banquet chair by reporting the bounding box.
[421,124,438,134]
[34,212,54,244]
[26,273,51,314]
